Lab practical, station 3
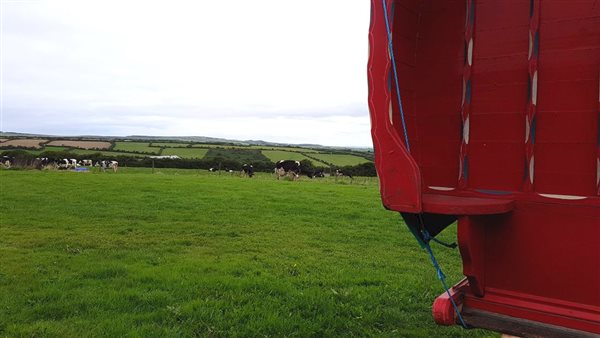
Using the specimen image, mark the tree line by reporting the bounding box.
[1,150,377,177]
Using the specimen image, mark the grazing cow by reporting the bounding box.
[208,168,218,172]
[305,169,325,178]
[275,160,300,180]
[97,160,108,172]
[80,159,93,166]
[241,164,254,178]
[335,169,353,179]
[34,157,50,169]
[1,156,13,169]
[57,159,70,169]
[108,160,118,172]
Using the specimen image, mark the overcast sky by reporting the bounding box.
[1,0,372,147]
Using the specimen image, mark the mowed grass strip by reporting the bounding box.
[113,142,159,154]
[161,148,209,159]
[0,169,495,337]
[309,153,371,166]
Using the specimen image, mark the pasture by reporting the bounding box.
[21,146,71,155]
[46,140,111,150]
[0,139,47,149]
[113,142,159,154]
[151,143,191,148]
[262,150,326,165]
[249,145,319,153]
[0,169,494,337]
[308,153,371,166]
[69,149,145,157]
[161,148,209,159]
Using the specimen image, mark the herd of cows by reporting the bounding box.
[210,160,352,180]
[1,156,119,172]
[247,160,350,180]
[1,157,353,179]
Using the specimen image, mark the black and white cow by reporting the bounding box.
[79,159,93,166]
[97,160,118,172]
[335,169,353,179]
[306,169,325,178]
[34,157,51,169]
[109,160,118,172]
[275,160,300,180]
[57,159,70,169]
[208,168,218,172]
[241,164,254,178]
[1,156,13,169]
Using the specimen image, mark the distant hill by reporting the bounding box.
[0,131,373,152]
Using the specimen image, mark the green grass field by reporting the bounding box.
[150,143,191,148]
[309,153,371,166]
[248,145,319,153]
[161,148,209,159]
[113,142,159,154]
[16,146,72,155]
[190,144,238,149]
[204,148,270,163]
[69,149,147,157]
[0,169,495,337]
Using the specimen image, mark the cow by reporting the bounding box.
[97,160,118,172]
[34,157,51,169]
[335,169,353,179]
[305,169,325,178]
[80,159,93,166]
[57,159,70,169]
[1,156,13,169]
[69,159,78,168]
[208,168,218,172]
[241,164,254,178]
[275,160,300,180]
[108,160,118,172]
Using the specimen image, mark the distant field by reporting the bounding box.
[204,148,270,163]
[190,144,320,153]
[46,140,112,149]
[248,145,319,153]
[70,149,146,157]
[161,148,208,159]
[261,150,325,164]
[113,142,159,154]
[0,139,47,149]
[308,153,371,166]
[190,144,240,149]
[3,146,72,156]
[150,143,190,148]
[0,169,492,337]
[38,146,71,154]
[0,139,7,142]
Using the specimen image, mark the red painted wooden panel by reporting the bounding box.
[469,1,528,192]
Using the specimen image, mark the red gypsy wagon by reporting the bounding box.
[368,0,600,336]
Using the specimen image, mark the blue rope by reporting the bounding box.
[381,0,411,153]
[422,230,470,329]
